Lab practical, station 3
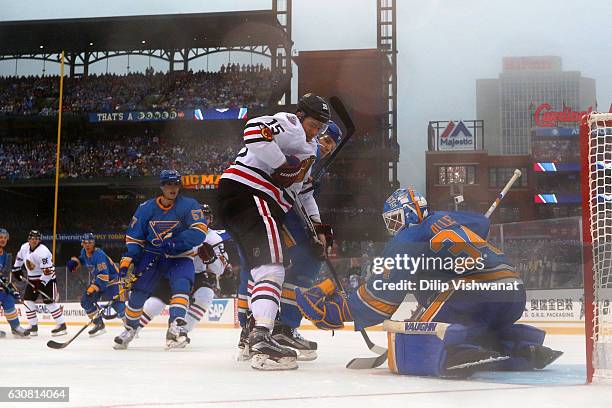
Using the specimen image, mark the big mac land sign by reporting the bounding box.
[533,103,593,127]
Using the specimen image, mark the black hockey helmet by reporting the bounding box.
[28,230,42,239]
[297,93,331,124]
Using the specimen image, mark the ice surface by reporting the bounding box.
[1,323,610,408]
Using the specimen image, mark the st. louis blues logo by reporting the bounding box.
[149,221,179,246]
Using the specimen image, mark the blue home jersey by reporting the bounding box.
[125,195,208,259]
[78,247,119,290]
[349,211,516,330]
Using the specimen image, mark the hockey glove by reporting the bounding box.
[86,284,100,296]
[197,242,216,264]
[0,275,20,301]
[119,256,133,278]
[161,236,189,257]
[314,223,334,249]
[11,267,24,282]
[295,278,353,330]
[66,258,80,273]
[271,155,302,188]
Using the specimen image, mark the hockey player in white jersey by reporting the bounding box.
[218,93,330,370]
[12,230,67,336]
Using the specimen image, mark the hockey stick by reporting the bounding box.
[346,170,524,369]
[46,257,157,349]
[484,169,522,218]
[287,189,387,359]
[311,96,356,181]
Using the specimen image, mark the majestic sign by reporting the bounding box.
[438,121,474,150]
[533,103,593,127]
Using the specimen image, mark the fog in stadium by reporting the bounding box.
[1,1,612,407]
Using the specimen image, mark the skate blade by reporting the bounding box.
[113,340,129,350]
[237,346,252,362]
[89,329,106,338]
[166,338,189,350]
[297,350,317,361]
[51,330,67,337]
[29,332,38,337]
[250,354,298,371]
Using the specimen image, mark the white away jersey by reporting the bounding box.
[193,229,228,276]
[13,243,55,282]
[221,112,319,215]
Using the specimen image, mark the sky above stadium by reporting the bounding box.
[2,0,612,192]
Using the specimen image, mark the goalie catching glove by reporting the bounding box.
[295,278,352,330]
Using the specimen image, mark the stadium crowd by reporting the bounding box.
[0,132,240,181]
[0,66,286,116]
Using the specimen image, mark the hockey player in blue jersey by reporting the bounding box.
[236,121,341,361]
[296,188,562,377]
[113,170,208,350]
[66,233,126,337]
[0,228,30,338]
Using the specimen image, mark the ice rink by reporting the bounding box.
[1,323,611,408]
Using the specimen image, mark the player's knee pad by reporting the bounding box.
[80,293,96,314]
[143,296,166,317]
[250,263,284,285]
[169,277,192,296]
[127,289,149,308]
[286,244,323,287]
[192,286,214,308]
[386,321,469,377]
[0,291,15,309]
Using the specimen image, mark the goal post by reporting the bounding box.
[580,112,612,383]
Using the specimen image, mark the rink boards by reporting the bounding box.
[0,289,594,334]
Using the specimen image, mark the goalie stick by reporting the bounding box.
[46,257,158,349]
[346,170,523,369]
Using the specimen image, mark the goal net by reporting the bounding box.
[581,112,612,382]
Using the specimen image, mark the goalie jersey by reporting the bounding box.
[349,211,517,330]
[125,195,208,260]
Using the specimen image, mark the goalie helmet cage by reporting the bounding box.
[580,112,612,383]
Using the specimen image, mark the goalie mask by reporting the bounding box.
[382,188,428,235]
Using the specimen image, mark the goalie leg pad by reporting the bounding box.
[388,322,469,377]
[492,324,552,371]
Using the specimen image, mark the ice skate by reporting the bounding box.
[249,326,298,371]
[11,326,31,338]
[88,317,106,337]
[272,321,317,361]
[51,323,67,337]
[166,318,190,349]
[113,325,136,350]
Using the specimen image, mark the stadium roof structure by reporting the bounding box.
[0,11,291,55]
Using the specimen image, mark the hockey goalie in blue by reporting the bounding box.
[113,169,208,350]
[296,188,563,377]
